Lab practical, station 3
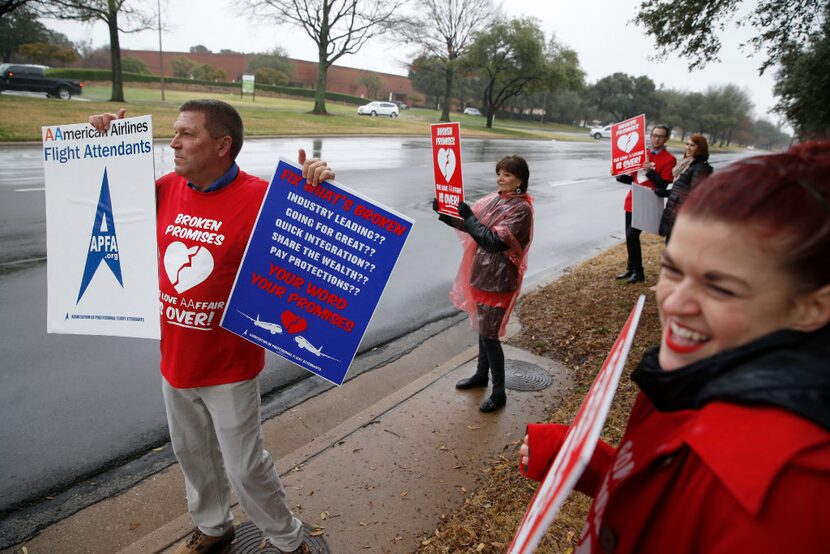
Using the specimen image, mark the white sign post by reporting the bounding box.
[242,74,256,101]
[43,115,160,339]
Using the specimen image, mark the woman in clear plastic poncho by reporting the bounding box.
[434,155,534,412]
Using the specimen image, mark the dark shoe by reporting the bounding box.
[456,375,488,390]
[175,527,235,554]
[627,272,645,284]
[479,394,507,413]
[615,270,633,280]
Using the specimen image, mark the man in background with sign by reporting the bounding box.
[613,123,675,284]
[89,101,333,554]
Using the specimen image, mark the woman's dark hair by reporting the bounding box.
[688,133,709,161]
[681,141,830,291]
[179,99,244,160]
[496,155,530,192]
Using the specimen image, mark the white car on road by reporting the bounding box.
[463,107,482,116]
[589,125,612,139]
[357,101,399,118]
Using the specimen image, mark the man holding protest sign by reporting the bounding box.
[90,100,333,554]
[615,124,676,284]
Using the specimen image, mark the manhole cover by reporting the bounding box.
[504,360,552,391]
[224,522,330,554]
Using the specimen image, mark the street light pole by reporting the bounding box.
[157,0,165,101]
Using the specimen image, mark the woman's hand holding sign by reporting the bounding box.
[456,201,473,220]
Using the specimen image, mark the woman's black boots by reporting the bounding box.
[455,336,507,412]
[455,339,489,389]
[480,336,506,412]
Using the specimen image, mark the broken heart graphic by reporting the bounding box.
[163,242,214,293]
[281,310,308,334]
[617,131,639,154]
[437,148,457,183]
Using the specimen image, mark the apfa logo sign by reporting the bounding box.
[77,168,123,303]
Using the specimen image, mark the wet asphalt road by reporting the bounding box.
[0,135,749,520]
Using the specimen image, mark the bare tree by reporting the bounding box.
[401,0,496,122]
[36,0,153,102]
[244,0,405,114]
[357,71,383,98]
[0,0,35,18]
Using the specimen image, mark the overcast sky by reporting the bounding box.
[48,0,782,124]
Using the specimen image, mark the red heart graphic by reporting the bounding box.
[281,310,308,334]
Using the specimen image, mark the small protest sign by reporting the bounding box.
[509,295,646,554]
[222,159,414,386]
[610,114,647,176]
[43,115,160,339]
[431,122,464,217]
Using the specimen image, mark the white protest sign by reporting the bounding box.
[509,295,646,554]
[631,183,664,235]
[43,115,160,339]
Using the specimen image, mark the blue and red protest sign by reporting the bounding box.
[221,159,414,386]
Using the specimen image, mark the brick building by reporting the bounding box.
[122,49,418,104]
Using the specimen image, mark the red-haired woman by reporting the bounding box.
[521,142,830,553]
[435,155,534,413]
[653,133,713,242]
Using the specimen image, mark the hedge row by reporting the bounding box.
[46,68,368,105]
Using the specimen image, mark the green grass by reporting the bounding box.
[1,83,589,142]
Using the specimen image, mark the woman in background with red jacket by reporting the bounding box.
[521,142,830,553]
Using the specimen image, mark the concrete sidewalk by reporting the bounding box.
[4,318,571,554]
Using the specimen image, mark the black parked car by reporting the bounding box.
[0,64,83,100]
